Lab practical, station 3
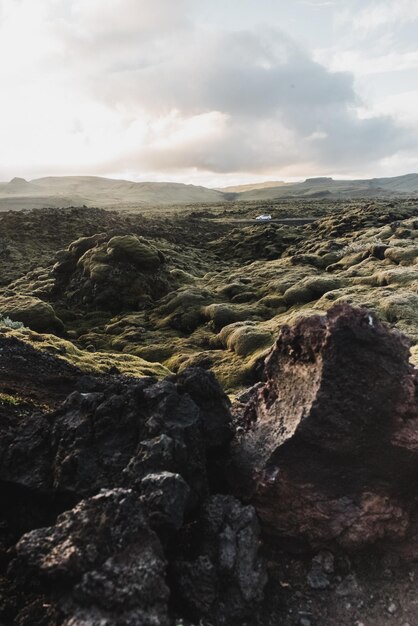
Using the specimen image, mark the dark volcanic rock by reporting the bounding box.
[1,366,232,548]
[139,471,191,532]
[0,333,82,410]
[11,489,170,626]
[0,330,240,624]
[50,370,231,512]
[173,495,267,625]
[232,304,418,550]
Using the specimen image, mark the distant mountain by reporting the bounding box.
[0,176,225,210]
[236,173,418,201]
[2,177,41,194]
[0,173,417,211]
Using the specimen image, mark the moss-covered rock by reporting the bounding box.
[106,235,163,269]
[258,294,287,310]
[203,303,264,331]
[69,233,107,258]
[0,295,64,333]
[219,322,273,357]
[283,276,342,306]
[0,327,171,378]
[379,292,418,340]
[384,246,418,265]
[58,235,178,313]
[152,289,211,332]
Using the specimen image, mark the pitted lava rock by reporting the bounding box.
[231,303,418,549]
[10,489,170,626]
[173,495,267,625]
[0,332,266,625]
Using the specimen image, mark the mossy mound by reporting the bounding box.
[379,292,418,341]
[384,245,418,265]
[283,276,342,306]
[0,327,171,378]
[203,303,266,331]
[59,235,178,313]
[258,294,287,310]
[106,235,164,268]
[0,295,64,333]
[151,288,212,332]
[218,322,273,357]
[211,223,300,261]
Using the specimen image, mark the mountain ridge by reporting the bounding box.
[0,173,417,209]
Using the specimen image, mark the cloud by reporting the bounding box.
[0,0,414,181]
[341,0,418,33]
[95,28,407,174]
[316,49,418,76]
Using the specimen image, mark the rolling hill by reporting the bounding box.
[0,173,417,210]
[0,176,226,210]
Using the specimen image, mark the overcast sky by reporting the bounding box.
[0,0,417,186]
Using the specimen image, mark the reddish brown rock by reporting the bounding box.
[231,304,418,550]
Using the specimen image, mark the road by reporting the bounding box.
[226,217,319,226]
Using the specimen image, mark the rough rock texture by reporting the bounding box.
[1,364,232,526]
[232,304,418,550]
[173,494,267,625]
[11,489,170,626]
[0,332,268,625]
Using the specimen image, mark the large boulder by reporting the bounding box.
[1,366,232,520]
[231,304,418,550]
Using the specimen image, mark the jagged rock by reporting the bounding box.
[50,369,231,509]
[10,489,170,625]
[174,368,232,450]
[139,471,191,532]
[0,333,243,625]
[231,304,418,550]
[0,355,232,542]
[173,495,267,625]
[307,552,334,589]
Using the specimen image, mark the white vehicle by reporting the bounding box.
[255,214,272,221]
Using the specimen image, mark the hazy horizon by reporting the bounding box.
[1,0,417,187]
[2,171,418,191]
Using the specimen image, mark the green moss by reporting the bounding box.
[152,289,210,332]
[0,295,64,334]
[1,327,171,378]
[106,235,162,269]
[69,233,105,258]
[0,392,21,406]
[384,246,418,265]
[258,294,287,310]
[203,303,263,331]
[283,276,342,306]
[219,322,273,357]
[231,291,257,303]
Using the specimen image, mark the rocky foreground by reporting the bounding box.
[1,304,418,625]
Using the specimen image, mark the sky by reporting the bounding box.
[0,0,417,187]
